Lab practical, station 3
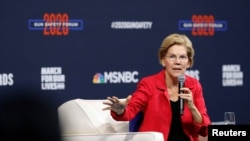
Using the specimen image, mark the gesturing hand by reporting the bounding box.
[102,95,131,115]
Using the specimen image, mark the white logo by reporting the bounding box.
[185,69,200,80]
[41,67,65,90]
[222,64,243,87]
[111,21,153,29]
[0,73,14,86]
[93,71,139,84]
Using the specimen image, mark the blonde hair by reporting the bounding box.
[158,33,195,67]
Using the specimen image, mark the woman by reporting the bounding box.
[103,33,211,141]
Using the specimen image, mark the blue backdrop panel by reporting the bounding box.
[0,0,249,124]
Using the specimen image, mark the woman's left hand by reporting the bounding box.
[178,87,195,109]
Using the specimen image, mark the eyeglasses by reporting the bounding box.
[165,55,188,62]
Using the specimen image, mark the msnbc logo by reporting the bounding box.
[93,71,139,84]
[93,73,105,84]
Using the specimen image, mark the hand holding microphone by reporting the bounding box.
[178,75,194,115]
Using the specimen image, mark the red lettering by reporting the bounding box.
[43,13,69,36]
[192,14,215,36]
[43,13,50,36]
[62,13,69,35]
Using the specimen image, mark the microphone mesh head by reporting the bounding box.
[178,75,185,82]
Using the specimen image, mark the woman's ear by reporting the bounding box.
[187,61,191,68]
[161,60,165,67]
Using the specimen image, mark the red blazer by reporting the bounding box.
[111,69,211,141]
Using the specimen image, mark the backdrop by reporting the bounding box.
[0,0,249,124]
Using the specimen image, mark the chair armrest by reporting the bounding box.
[62,132,164,141]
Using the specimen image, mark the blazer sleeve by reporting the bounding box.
[192,80,211,136]
[111,78,150,121]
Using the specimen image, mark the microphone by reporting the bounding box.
[178,75,185,115]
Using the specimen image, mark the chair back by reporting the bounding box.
[58,99,129,135]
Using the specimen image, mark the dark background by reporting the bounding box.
[0,0,249,124]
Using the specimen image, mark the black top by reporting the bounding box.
[168,99,190,141]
